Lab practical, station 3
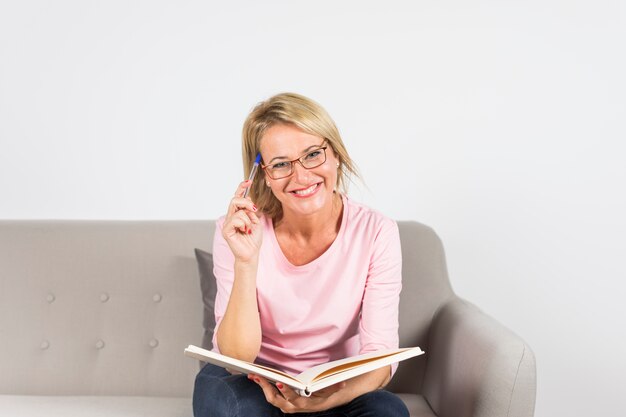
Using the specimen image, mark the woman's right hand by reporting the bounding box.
[222,180,263,263]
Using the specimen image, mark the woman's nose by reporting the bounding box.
[292,161,311,183]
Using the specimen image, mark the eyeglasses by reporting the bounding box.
[261,144,328,180]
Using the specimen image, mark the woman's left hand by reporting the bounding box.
[248,374,346,414]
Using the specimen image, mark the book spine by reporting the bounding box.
[296,388,312,397]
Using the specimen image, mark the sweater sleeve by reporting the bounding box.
[210,216,236,353]
[358,217,403,375]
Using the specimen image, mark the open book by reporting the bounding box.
[184,345,424,397]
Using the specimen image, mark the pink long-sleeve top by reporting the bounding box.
[212,194,403,376]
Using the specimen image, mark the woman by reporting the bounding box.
[193,93,408,417]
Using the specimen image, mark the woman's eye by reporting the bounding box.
[305,150,321,160]
[271,162,289,170]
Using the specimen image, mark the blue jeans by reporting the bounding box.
[193,363,410,417]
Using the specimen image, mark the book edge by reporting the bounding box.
[184,345,306,390]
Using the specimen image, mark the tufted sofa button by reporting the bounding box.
[149,338,159,348]
[152,293,162,303]
[95,339,105,350]
[100,293,109,303]
[40,340,50,350]
[46,293,55,303]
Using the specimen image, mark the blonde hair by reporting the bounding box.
[242,92,360,220]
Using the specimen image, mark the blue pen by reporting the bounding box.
[243,153,261,199]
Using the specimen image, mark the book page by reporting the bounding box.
[184,345,305,390]
[295,347,423,385]
[304,347,424,394]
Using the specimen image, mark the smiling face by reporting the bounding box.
[260,123,339,219]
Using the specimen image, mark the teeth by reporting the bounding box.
[293,184,318,196]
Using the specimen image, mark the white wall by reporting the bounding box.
[1,1,624,415]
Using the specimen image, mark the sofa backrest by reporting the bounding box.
[0,220,454,397]
[0,220,214,397]
[387,221,454,394]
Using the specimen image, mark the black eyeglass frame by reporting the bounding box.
[261,143,329,180]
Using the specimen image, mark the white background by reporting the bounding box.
[1,1,625,415]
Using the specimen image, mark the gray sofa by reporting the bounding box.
[0,220,536,417]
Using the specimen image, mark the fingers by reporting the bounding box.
[227,209,259,235]
[227,196,258,217]
[226,180,260,235]
[248,375,290,410]
[235,180,253,198]
[248,374,338,414]
[312,381,346,398]
[275,382,300,403]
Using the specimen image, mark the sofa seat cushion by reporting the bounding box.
[0,395,191,417]
[395,393,436,417]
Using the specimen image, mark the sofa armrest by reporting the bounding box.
[422,296,536,417]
